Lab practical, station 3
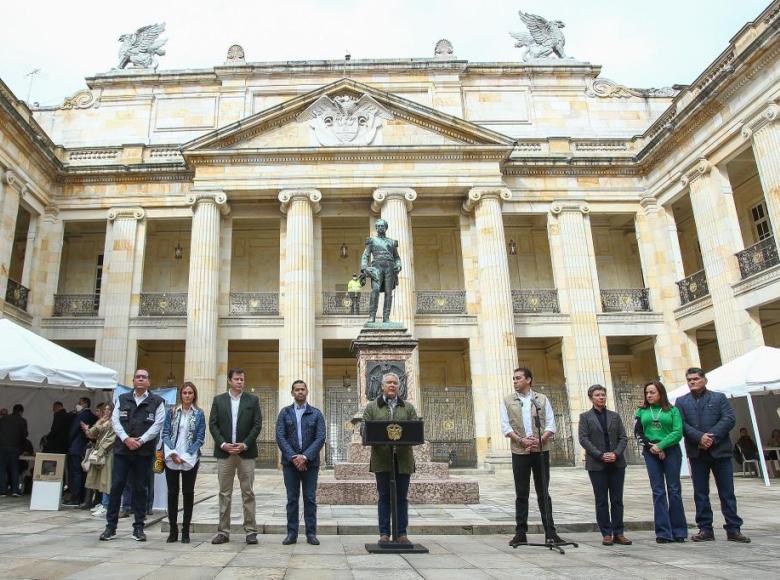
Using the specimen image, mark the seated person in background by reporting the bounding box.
[766,429,780,461]
[733,427,759,464]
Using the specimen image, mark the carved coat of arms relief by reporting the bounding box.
[297,93,393,146]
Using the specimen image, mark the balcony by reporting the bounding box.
[139,292,187,316]
[600,289,651,312]
[416,290,466,314]
[676,270,709,305]
[512,289,560,313]
[54,294,99,316]
[5,280,29,311]
[322,292,370,315]
[736,236,779,279]
[229,292,279,316]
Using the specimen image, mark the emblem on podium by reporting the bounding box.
[386,423,403,441]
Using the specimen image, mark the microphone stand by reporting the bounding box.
[513,395,578,555]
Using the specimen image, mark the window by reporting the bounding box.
[93,254,104,311]
[750,202,772,241]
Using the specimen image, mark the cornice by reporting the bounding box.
[732,262,780,297]
[129,317,187,328]
[673,294,713,320]
[40,317,105,329]
[58,165,194,185]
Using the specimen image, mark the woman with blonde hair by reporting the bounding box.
[161,381,206,543]
[83,402,115,517]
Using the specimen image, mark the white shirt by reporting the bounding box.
[229,390,242,446]
[500,389,556,437]
[164,407,196,471]
[112,389,165,443]
[294,402,307,448]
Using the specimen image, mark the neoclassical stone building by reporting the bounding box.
[2,4,780,467]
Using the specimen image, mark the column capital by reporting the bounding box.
[3,169,29,198]
[462,186,511,213]
[680,158,711,187]
[187,191,231,216]
[278,189,321,215]
[107,207,145,222]
[371,188,417,213]
[549,200,590,216]
[741,102,779,140]
[638,195,659,216]
[41,206,60,223]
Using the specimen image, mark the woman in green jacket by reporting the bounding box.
[634,380,688,543]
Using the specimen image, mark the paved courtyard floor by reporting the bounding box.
[1,466,777,579]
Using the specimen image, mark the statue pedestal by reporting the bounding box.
[316,324,480,505]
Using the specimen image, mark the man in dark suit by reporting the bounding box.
[0,404,28,496]
[676,367,749,543]
[209,368,262,545]
[64,397,97,506]
[578,385,631,546]
[43,401,72,453]
[276,380,326,546]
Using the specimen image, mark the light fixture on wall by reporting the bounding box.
[339,242,348,259]
[174,241,183,260]
[342,370,352,390]
[508,239,517,256]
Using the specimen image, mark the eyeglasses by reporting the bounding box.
[134,374,149,379]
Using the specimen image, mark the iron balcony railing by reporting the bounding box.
[736,236,779,279]
[5,279,29,311]
[53,294,100,316]
[511,289,560,313]
[600,288,651,312]
[676,270,709,305]
[322,292,371,315]
[229,292,279,316]
[416,290,466,314]
[139,292,187,316]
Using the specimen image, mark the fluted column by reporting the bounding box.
[743,103,780,240]
[548,201,611,439]
[96,207,145,383]
[683,160,764,362]
[279,189,320,407]
[463,187,517,460]
[185,192,230,418]
[0,169,26,303]
[635,196,697,384]
[29,206,64,325]
[371,187,420,405]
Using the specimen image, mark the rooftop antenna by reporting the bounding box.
[25,68,41,105]
[343,50,351,78]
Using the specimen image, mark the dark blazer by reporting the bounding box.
[578,408,628,471]
[0,413,28,450]
[676,389,735,459]
[68,408,96,455]
[275,404,326,467]
[209,391,262,459]
[44,409,73,453]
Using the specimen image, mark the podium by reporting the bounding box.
[363,420,429,554]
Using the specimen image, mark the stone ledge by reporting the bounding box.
[334,462,449,480]
[674,294,713,320]
[732,263,780,297]
[317,479,479,504]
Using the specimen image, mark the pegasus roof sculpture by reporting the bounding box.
[510,11,568,61]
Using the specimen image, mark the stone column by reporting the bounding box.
[29,206,64,324]
[371,187,420,404]
[20,214,38,289]
[0,169,26,302]
[462,187,517,460]
[279,189,320,407]
[743,103,780,240]
[185,192,230,418]
[547,201,611,437]
[96,207,145,383]
[683,159,764,362]
[635,196,697,384]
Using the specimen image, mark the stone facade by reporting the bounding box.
[3,3,780,467]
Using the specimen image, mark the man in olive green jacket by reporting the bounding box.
[362,373,419,544]
[209,368,262,545]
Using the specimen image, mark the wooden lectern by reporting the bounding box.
[363,419,429,554]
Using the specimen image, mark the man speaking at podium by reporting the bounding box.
[363,372,419,545]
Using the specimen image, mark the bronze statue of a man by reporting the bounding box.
[360,219,401,323]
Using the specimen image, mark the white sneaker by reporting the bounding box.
[92,505,107,517]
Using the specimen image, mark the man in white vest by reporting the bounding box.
[500,367,563,547]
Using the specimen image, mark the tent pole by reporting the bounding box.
[746,393,770,487]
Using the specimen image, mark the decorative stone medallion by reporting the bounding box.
[297,93,393,146]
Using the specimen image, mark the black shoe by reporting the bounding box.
[727,532,751,543]
[245,533,258,544]
[211,533,229,544]
[509,532,527,547]
[306,535,320,545]
[546,533,565,544]
[282,534,297,545]
[62,501,80,507]
[99,527,116,541]
[181,527,190,544]
[133,528,147,542]
[167,525,178,543]
[656,537,674,543]
[674,538,686,543]
[690,531,715,542]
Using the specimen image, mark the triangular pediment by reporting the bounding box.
[182,78,514,152]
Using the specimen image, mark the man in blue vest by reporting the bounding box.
[100,368,165,542]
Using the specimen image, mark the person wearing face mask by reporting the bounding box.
[64,397,96,507]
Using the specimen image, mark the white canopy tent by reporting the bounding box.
[669,346,780,487]
[0,319,117,449]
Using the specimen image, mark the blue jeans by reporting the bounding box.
[643,445,688,540]
[282,464,319,537]
[106,453,153,531]
[375,469,411,537]
[588,466,625,537]
[690,454,743,534]
[0,448,20,495]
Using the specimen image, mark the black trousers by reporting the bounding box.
[512,451,556,535]
[587,465,626,537]
[107,453,153,531]
[165,464,199,528]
